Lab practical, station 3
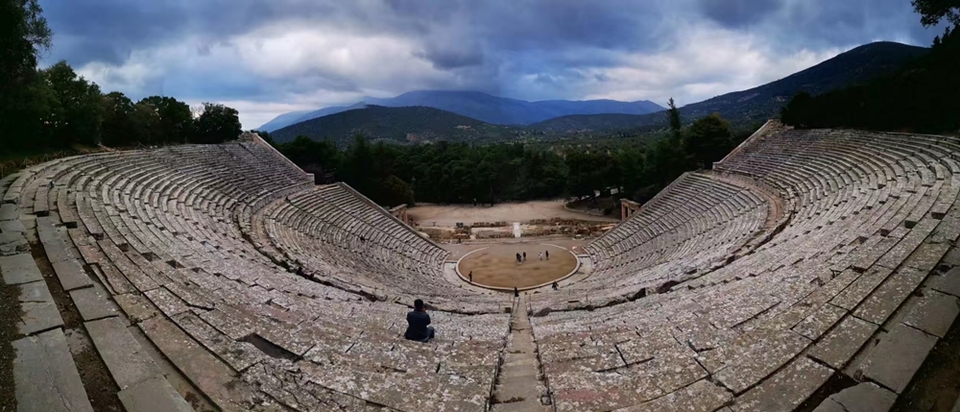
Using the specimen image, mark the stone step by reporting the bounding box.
[0,252,43,285]
[856,323,938,394]
[118,376,196,412]
[13,328,94,412]
[84,317,165,390]
[812,383,897,412]
[16,280,64,336]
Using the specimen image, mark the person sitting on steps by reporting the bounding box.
[404,299,435,342]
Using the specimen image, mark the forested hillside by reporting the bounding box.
[272,101,755,208]
[1,1,243,159]
[781,28,959,134]
[532,42,928,133]
[270,105,526,146]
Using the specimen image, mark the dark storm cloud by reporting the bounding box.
[698,0,784,28]
[45,0,673,65]
[38,0,943,127]
[696,0,941,49]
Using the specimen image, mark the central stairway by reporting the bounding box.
[491,295,553,411]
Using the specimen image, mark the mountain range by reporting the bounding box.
[270,105,525,145]
[267,41,929,144]
[259,91,664,131]
[531,41,929,132]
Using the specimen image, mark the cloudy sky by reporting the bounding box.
[39,0,941,129]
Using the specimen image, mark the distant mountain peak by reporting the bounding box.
[258,90,664,131]
[531,41,928,133]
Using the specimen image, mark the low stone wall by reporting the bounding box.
[620,199,642,221]
[389,204,410,225]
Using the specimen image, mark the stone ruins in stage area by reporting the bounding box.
[1,120,960,411]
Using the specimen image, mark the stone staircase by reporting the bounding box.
[491,295,553,412]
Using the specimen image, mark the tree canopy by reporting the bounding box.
[780,24,959,134]
[912,0,960,27]
[0,1,242,154]
[193,103,242,144]
[272,109,753,208]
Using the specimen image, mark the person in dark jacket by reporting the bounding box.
[404,299,435,342]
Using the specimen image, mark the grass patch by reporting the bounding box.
[0,281,22,412]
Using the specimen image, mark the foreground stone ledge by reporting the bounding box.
[13,328,94,412]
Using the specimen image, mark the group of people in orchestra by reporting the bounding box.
[515,249,549,263]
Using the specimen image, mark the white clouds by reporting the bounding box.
[572,25,843,105]
[43,0,936,129]
[75,60,160,95]
[203,100,317,131]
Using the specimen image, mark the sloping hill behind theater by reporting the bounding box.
[270,105,522,145]
[531,41,929,132]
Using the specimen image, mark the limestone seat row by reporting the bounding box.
[532,123,960,411]
[3,141,510,411]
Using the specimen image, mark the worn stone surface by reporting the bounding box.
[69,284,118,321]
[113,292,160,323]
[0,219,27,233]
[140,315,243,410]
[812,399,846,412]
[171,312,263,373]
[813,382,896,412]
[930,266,960,298]
[617,379,732,412]
[13,127,960,412]
[793,304,847,340]
[730,356,832,412]
[714,329,811,394]
[0,253,43,285]
[831,267,894,310]
[902,289,960,338]
[51,258,93,291]
[853,267,928,325]
[13,328,95,412]
[903,242,951,271]
[809,315,878,369]
[117,376,195,412]
[491,297,552,412]
[143,287,189,317]
[44,237,75,264]
[0,203,18,221]
[858,324,938,393]
[0,231,28,255]
[85,317,163,390]
[18,280,64,336]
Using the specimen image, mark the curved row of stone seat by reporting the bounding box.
[253,184,506,313]
[538,172,770,308]
[530,124,960,411]
[4,141,511,411]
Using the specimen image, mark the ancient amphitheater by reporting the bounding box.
[3,121,960,412]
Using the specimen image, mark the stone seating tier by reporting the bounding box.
[4,124,960,411]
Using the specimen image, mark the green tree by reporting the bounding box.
[667,98,682,139]
[193,103,241,144]
[378,175,415,206]
[684,113,734,169]
[101,92,137,146]
[0,0,53,151]
[41,61,104,147]
[615,146,646,200]
[132,101,162,144]
[780,91,814,127]
[912,0,960,27]
[566,151,606,200]
[140,96,194,144]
